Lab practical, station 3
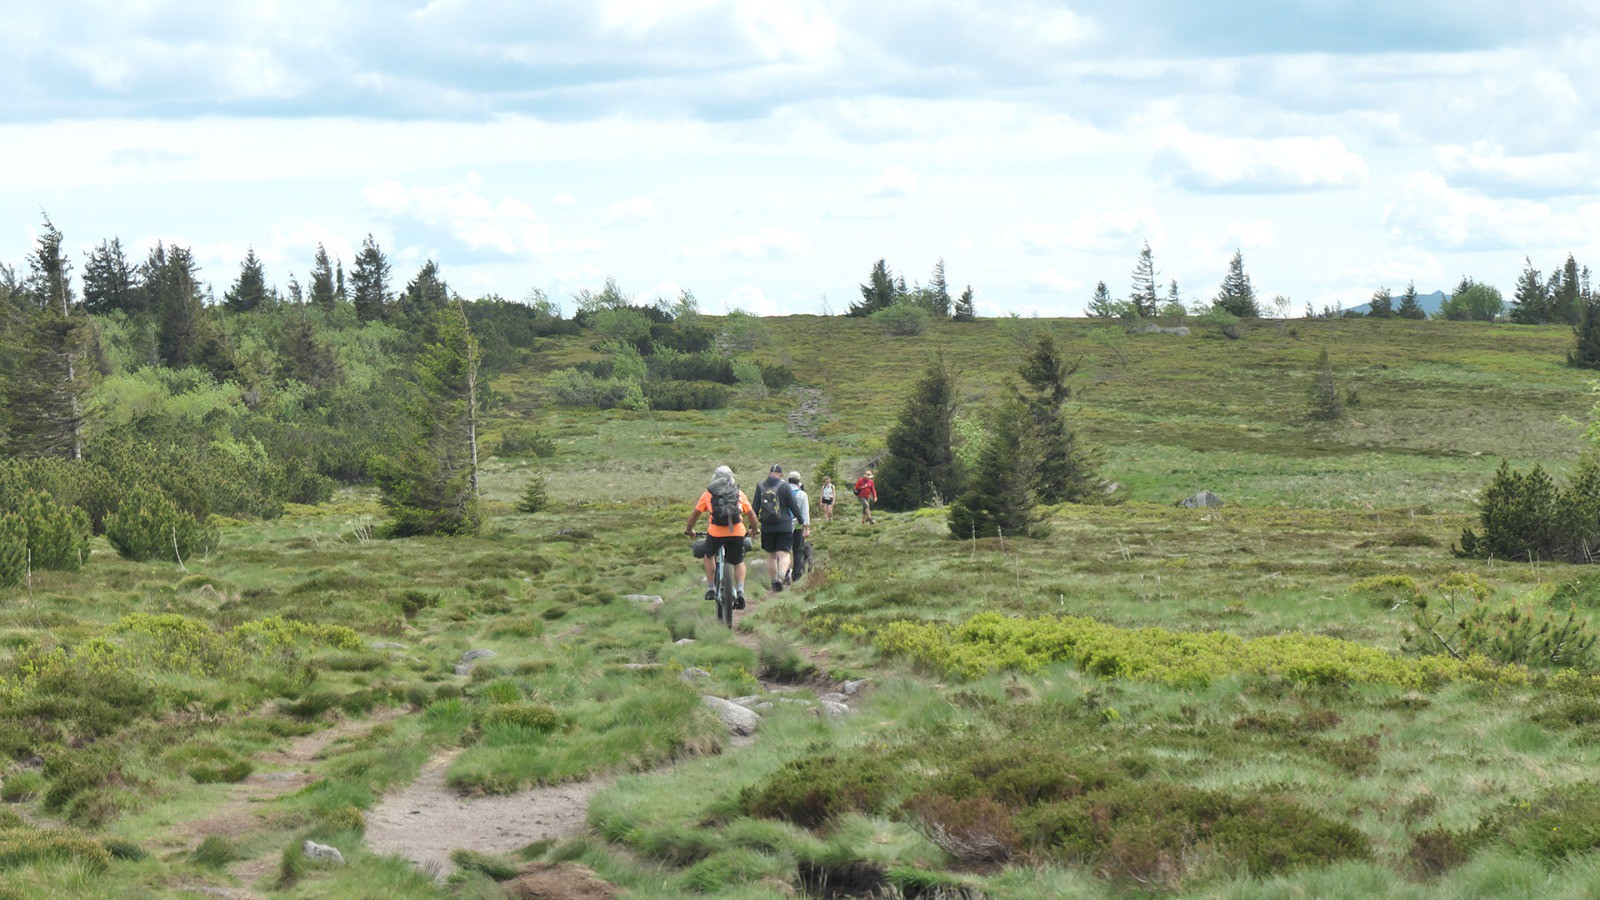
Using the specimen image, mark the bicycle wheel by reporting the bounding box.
[717,549,735,628]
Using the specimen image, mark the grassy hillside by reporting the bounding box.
[4,316,1600,898]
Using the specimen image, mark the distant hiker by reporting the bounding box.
[786,471,812,583]
[684,465,756,609]
[753,463,804,593]
[853,470,877,524]
[819,476,836,521]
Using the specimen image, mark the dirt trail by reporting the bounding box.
[364,750,606,879]
[787,386,825,439]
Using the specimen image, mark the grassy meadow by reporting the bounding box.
[7,316,1600,898]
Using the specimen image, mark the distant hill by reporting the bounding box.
[1346,290,1446,316]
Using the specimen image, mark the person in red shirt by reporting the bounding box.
[684,465,757,607]
[853,470,877,525]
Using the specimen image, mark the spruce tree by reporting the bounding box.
[1570,298,1600,370]
[147,244,232,375]
[1510,258,1551,324]
[1309,348,1343,420]
[2,215,94,459]
[82,237,142,315]
[1130,242,1159,317]
[952,285,976,321]
[947,397,1046,539]
[1019,334,1096,503]
[1086,281,1118,317]
[875,358,960,510]
[1368,287,1394,319]
[350,233,392,322]
[1214,249,1259,317]
[223,247,270,313]
[849,259,899,317]
[927,258,951,317]
[309,244,337,310]
[1552,254,1583,325]
[1396,281,1425,319]
[277,312,344,390]
[399,260,450,320]
[372,301,485,535]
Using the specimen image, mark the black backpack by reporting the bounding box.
[755,480,785,529]
[709,481,741,527]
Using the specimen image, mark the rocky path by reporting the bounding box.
[364,750,606,879]
[787,386,825,439]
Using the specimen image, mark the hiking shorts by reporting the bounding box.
[760,530,793,553]
[706,534,747,565]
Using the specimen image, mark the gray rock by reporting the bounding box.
[817,692,849,704]
[679,667,711,683]
[623,663,659,671]
[731,695,763,708]
[675,638,696,645]
[1178,490,1224,509]
[302,840,345,865]
[623,594,664,604]
[840,680,868,696]
[818,701,852,718]
[701,695,762,735]
[371,642,407,650]
[458,648,496,664]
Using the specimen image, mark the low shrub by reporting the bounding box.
[0,514,24,588]
[14,491,92,572]
[516,473,550,514]
[167,744,254,784]
[545,369,645,410]
[479,702,562,733]
[1404,596,1596,669]
[1406,827,1481,878]
[644,380,730,411]
[0,823,113,873]
[739,753,905,829]
[104,484,219,563]
[495,426,557,458]
[449,848,520,880]
[0,771,43,803]
[871,303,930,336]
[190,835,242,868]
[1456,459,1600,562]
[1486,782,1600,863]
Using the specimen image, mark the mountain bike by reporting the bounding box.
[691,532,737,629]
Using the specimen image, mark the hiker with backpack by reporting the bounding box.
[684,465,756,609]
[753,463,805,593]
[786,471,812,584]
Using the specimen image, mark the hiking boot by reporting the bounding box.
[734,592,747,610]
[782,572,792,585]
[704,588,716,601]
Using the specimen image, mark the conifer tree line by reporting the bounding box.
[0,212,580,539]
[846,257,976,321]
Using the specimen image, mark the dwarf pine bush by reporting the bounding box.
[16,491,92,572]
[0,514,25,588]
[104,484,219,563]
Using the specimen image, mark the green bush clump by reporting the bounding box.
[757,362,795,391]
[494,426,557,458]
[0,771,43,803]
[1456,459,1600,562]
[0,514,24,588]
[0,823,113,873]
[739,753,906,829]
[449,848,519,880]
[874,612,1517,687]
[1485,782,1600,863]
[0,456,118,534]
[104,484,219,563]
[871,303,930,336]
[478,702,561,733]
[13,491,92,572]
[545,368,645,410]
[167,744,254,784]
[647,352,735,384]
[190,834,242,868]
[643,379,730,411]
[1404,596,1596,669]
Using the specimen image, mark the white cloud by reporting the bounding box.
[1435,142,1600,195]
[682,227,812,260]
[1187,220,1277,264]
[998,208,1165,255]
[1383,172,1594,251]
[722,284,781,314]
[1151,127,1368,192]
[867,165,919,198]
[600,195,661,226]
[1026,270,1080,294]
[365,173,587,257]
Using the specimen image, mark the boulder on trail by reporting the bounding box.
[303,840,345,866]
[818,701,852,718]
[1178,490,1223,509]
[702,695,762,735]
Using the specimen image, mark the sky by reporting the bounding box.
[2,0,1598,316]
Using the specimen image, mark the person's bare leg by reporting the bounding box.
[734,562,746,595]
[702,556,716,588]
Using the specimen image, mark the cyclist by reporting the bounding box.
[684,465,755,609]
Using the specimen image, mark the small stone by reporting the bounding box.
[840,680,868,696]
[1178,490,1223,509]
[623,594,664,604]
[679,667,711,683]
[675,638,696,645]
[817,692,849,704]
[302,840,345,866]
[818,701,851,718]
[458,648,496,664]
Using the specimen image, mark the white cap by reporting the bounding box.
[788,471,802,482]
